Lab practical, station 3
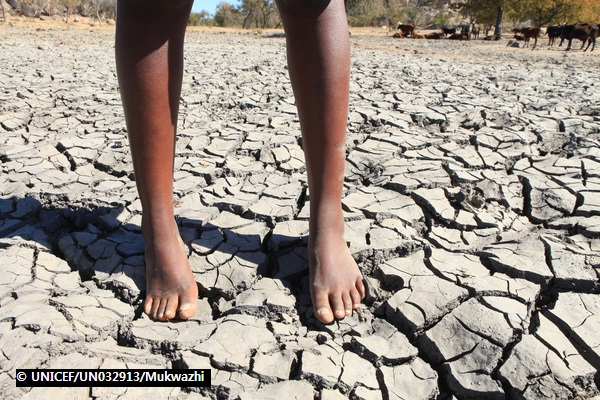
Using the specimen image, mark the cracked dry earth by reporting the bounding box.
[1,26,600,400]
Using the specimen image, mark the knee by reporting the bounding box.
[275,0,332,16]
[122,0,192,17]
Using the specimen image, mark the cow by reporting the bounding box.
[547,25,563,46]
[448,33,469,40]
[471,25,480,40]
[395,23,416,38]
[512,27,541,49]
[425,32,445,39]
[459,24,472,40]
[442,27,456,37]
[557,24,576,46]
[564,23,599,51]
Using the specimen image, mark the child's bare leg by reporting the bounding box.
[275,0,365,323]
[115,0,197,321]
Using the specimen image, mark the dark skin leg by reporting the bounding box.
[116,0,364,323]
[276,0,365,323]
[116,0,197,321]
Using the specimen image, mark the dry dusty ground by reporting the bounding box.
[1,22,599,400]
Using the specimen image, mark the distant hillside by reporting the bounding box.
[1,0,468,29]
[0,0,116,23]
[345,0,466,28]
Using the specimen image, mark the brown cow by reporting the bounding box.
[512,27,541,49]
[448,33,469,40]
[395,23,416,38]
[425,32,445,39]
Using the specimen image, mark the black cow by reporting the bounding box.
[557,24,576,46]
[547,25,562,46]
[564,23,599,51]
[460,24,472,39]
[442,27,456,37]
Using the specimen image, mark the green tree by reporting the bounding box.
[460,0,512,37]
[189,10,212,26]
[213,1,243,27]
[509,0,574,27]
[239,0,278,29]
[345,0,405,27]
[432,11,450,28]
[401,5,420,25]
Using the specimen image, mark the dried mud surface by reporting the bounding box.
[1,27,599,399]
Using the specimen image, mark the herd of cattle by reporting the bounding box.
[393,23,479,40]
[392,22,599,52]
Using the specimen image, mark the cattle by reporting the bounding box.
[557,24,576,46]
[471,25,480,40]
[442,27,456,37]
[425,32,445,40]
[547,25,563,46]
[512,27,541,49]
[395,23,416,38]
[564,23,599,51]
[459,24,472,39]
[448,33,469,40]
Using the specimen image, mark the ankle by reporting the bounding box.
[141,213,179,238]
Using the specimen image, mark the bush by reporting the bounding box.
[432,12,450,28]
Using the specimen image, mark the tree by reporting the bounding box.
[213,1,243,27]
[59,0,82,22]
[402,5,420,25]
[345,0,406,27]
[460,0,513,37]
[573,0,600,22]
[189,10,212,26]
[509,0,573,27]
[239,0,278,29]
[432,11,450,28]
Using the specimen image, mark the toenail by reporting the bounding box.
[179,303,192,311]
[317,307,331,316]
[335,310,345,316]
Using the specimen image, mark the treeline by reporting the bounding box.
[461,0,600,35]
[3,0,598,29]
[1,0,117,22]
[190,0,600,29]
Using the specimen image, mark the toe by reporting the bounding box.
[162,298,177,320]
[350,288,362,308]
[177,282,198,320]
[342,292,353,316]
[143,296,154,316]
[329,294,346,320]
[150,297,161,320]
[156,298,168,321]
[356,277,366,299]
[177,301,197,320]
[313,291,334,324]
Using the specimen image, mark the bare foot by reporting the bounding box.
[308,228,365,324]
[142,217,198,321]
